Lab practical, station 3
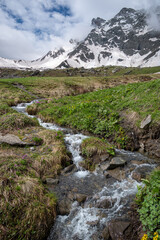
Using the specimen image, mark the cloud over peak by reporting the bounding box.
[0,0,159,60]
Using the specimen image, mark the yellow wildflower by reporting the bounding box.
[153,232,159,240]
[141,234,148,240]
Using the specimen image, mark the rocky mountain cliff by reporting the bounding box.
[0,7,160,69]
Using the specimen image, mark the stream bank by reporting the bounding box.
[13,102,158,240]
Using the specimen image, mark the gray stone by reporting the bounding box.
[106,168,126,181]
[131,165,153,182]
[96,198,113,209]
[62,164,76,174]
[58,199,72,215]
[30,147,35,151]
[45,178,59,185]
[75,193,87,203]
[107,157,126,170]
[140,115,152,129]
[100,162,110,171]
[0,133,27,146]
[100,154,110,162]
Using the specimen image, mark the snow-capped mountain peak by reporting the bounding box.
[0,7,160,69]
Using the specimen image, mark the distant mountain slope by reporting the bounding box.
[0,7,160,69]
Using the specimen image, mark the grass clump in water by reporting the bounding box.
[81,137,115,157]
[80,137,115,171]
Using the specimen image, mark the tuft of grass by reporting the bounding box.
[32,136,43,145]
[0,176,56,240]
[81,137,114,157]
[0,127,71,239]
[80,137,115,171]
[0,102,16,116]
[0,113,39,133]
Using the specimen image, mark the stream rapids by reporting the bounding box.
[13,101,156,240]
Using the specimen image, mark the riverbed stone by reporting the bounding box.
[58,199,72,215]
[86,220,99,226]
[100,162,110,171]
[107,157,126,170]
[131,172,142,182]
[96,198,113,209]
[131,165,153,182]
[108,220,131,240]
[105,168,126,181]
[45,178,59,185]
[102,226,110,240]
[62,164,77,175]
[75,193,87,203]
[99,154,110,162]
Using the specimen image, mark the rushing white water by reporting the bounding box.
[13,101,156,240]
[13,102,89,178]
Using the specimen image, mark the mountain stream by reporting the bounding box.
[13,102,156,240]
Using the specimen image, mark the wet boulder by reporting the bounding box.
[58,198,72,215]
[105,168,126,181]
[61,164,77,175]
[131,165,153,182]
[107,157,126,170]
[102,226,110,240]
[100,162,110,171]
[96,198,113,209]
[75,193,87,203]
[108,220,131,240]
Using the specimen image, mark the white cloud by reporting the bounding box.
[0,0,159,60]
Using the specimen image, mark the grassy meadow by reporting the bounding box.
[0,65,160,239]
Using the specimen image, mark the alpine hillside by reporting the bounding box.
[0,7,160,69]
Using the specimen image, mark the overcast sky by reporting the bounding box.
[0,0,159,60]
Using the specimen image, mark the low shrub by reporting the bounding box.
[136,170,160,239]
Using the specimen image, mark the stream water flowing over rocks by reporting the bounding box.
[13,102,157,240]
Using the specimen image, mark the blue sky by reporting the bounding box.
[0,0,159,60]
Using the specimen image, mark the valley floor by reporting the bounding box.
[0,66,159,239]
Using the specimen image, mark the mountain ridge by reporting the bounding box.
[0,7,160,69]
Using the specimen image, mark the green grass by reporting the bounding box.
[136,170,160,239]
[0,128,71,239]
[81,137,114,157]
[31,78,160,148]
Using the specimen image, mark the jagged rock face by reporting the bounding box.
[66,7,160,67]
[40,48,65,61]
[0,7,160,69]
[91,17,106,27]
